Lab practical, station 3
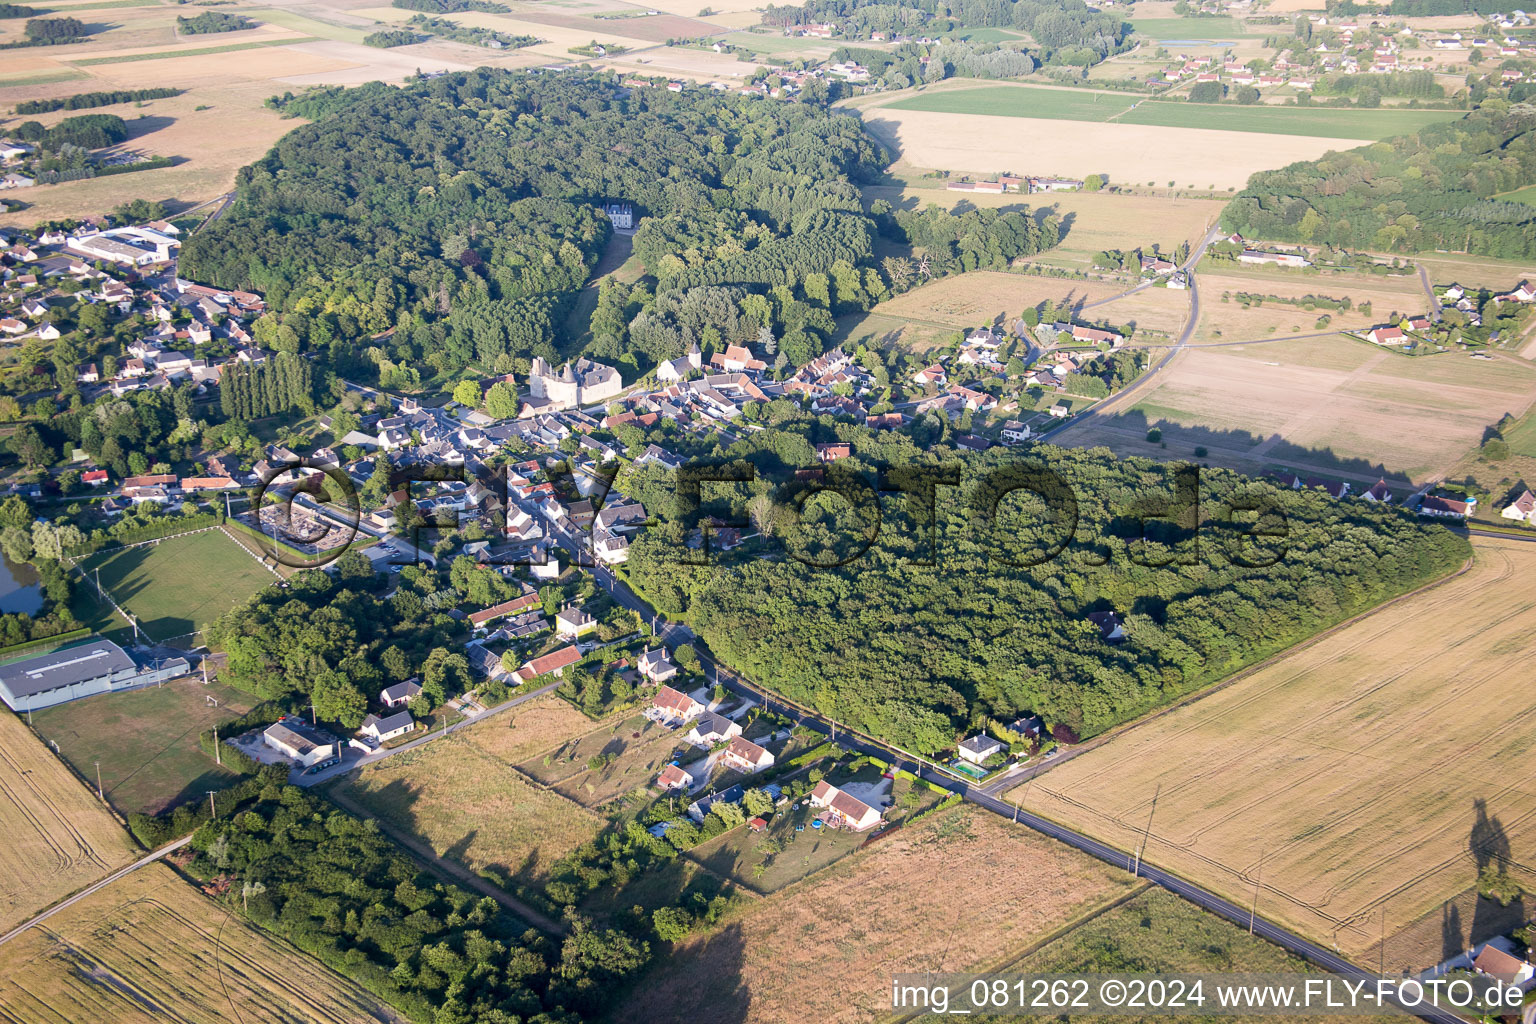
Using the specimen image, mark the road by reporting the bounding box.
[1034,222,1222,443]
[0,834,194,949]
[540,510,1468,1024]
[1419,263,1443,321]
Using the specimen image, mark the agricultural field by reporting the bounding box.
[0,862,405,1024]
[31,676,255,815]
[460,692,602,764]
[0,710,137,934]
[75,530,273,644]
[907,889,1402,1024]
[872,270,1135,329]
[858,106,1358,191]
[861,183,1225,268]
[1053,334,1536,484]
[1193,265,1430,342]
[1093,282,1192,336]
[335,727,605,886]
[1014,536,1536,968]
[616,804,1138,1024]
[881,84,1458,140]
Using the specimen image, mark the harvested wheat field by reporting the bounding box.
[1195,267,1430,342]
[0,712,137,934]
[1094,282,1191,335]
[0,862,404,1024]
[860,108,1361,190]
[874,270,1133,327]
[1015,536,1536,967]
[335,732,602,885]
[617,805,1136,1024]
[1055,337,1536,483]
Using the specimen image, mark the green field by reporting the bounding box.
[954,26,1026,42]
[887,85,1133,121]
[885,86,1466,140]
[77,529,273,644]
[1119,101,1464,140]
[31,674,256,815]
[69,37,320,66]
[1128,17,1259,39]
[1500,183,1536,206]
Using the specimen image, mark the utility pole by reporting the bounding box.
[207,790,217,818]
[213,724,220,766]
[1249,846,1264,934]
[94,760,102,800]
[1379,904,1386,975]
[1133,784,1160,878]
[309,703,317,725]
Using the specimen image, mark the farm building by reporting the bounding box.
[0,640,189,712]
[262,718,340,768]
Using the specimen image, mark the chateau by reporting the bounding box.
[523,356,623,414]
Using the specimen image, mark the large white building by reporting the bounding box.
[0,640,188,712]
[524,356,623,413]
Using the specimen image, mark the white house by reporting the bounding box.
[719,735,774,774]
[809,780,883,831]
[650,684,705,724]
[957,733,1004,765]
[638,647,677,683]
[555,606,597,638]
[1502,489,1536,521]
[359,710,415,743]
[685,710,743,748]
[380,679,422,707]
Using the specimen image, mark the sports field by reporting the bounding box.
[76,530,273,644]
[0,710,137,933]
[1052,334,1536,483]
[31,675,254,815]
[0,862,403,1024]
[884,85,1464,140]
[1015,536,1536,967]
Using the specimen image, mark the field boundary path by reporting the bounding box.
[325,786,566,936]
[0,834,193,949]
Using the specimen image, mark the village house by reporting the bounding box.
[555,606,597,638]
[719,735,775,774]
[359,710,415,743]
[957,732,1004,765]
[511,645,582,685]
[1360,479,1394,503]
[1471,944,1535,987]
[381,679,423,707]
[686,710,743,748]
[657,763,694,791]
[650,684,706,724]
[1419,494,1476,519]
[1237,249,1312,268]
[638,646,677,683]
[82,469,109,487]
[1000,420,1034,445]
[1087,610,1126,641]
[1366,325,1407,346]
[809,780,883,831]
[1501,489,1536,521]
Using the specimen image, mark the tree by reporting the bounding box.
[10,425,52,469]
[1084,173,1104,192]
[485,381,518,419]
[1233,85,1261,105]
[312,671,368,728]
[652,906,693,942]
[452,379,483,408]
[742,788,773,816]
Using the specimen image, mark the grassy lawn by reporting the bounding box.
[1128,16,1259,39]
[886,84,1133,122]
[1501,408,1536,458]
[1119,101,1465,140]
[1499,183,1536,206]
[76,529,273,644]
[30,674,255,815]
[954,26,1025,42]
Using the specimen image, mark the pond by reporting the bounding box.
[0,554,44,615]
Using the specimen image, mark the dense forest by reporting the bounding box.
[620,429,1469,753]
[759,0,1129,65]
[183,71,1058,385]
[1222,107,1536,257]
